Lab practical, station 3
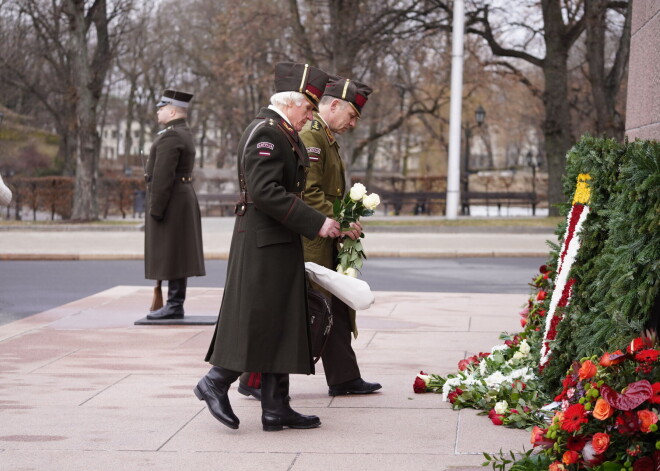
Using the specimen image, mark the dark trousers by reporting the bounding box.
[321,296,360,386]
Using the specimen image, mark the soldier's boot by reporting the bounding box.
[238,372,262,400]
[194,366,241,429]
[147,278,187,319]
[261,373,321,432]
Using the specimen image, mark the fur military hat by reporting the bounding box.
[156,89,194,108]
[323,75,372,116]
[274,62,329,111]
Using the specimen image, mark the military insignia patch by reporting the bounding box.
[311,120,321,131]
[306,147,321,155]
[256,142,274,150]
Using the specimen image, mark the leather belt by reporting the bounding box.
[242,191,302,203]
[144,174,193,183]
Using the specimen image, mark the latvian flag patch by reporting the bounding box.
[256,141,274,157]
[307,147,321,161]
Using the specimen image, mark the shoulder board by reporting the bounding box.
[157,125,174,135]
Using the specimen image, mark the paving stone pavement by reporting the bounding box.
[0,286,532,471]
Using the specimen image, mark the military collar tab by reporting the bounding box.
[279,119,296,135]
[324,124,336,144]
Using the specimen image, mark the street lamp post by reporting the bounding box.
[461,105,485,216]
[526,150,538,216]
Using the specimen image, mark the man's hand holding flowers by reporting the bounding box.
[334,183,380,277]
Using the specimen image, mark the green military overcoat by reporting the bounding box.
[300,113,358,336]
[144,118,205,280]
[205,108,326,375]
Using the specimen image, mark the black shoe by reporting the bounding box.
[261,373,320,431]
[146,307,184,320]
[194,370,240,429]
[238,382,262,401]
[328,378,382,396]
[262,411,321,432]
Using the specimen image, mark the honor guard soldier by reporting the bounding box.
[144,89,206,320]
[238,75,381,399]
[195,63,341,431]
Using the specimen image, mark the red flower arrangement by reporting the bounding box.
[530,335,660,469]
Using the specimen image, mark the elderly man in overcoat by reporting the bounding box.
[194,62,341,432]
[238,75,381,399]
[144,89,205,320]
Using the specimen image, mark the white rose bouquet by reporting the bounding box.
[333,183,380,276]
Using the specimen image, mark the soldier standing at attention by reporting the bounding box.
[238,75,381,399]
[195,63,341,432]
[144,89,205,320]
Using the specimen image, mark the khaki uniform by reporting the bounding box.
[205,108,326,375]
[300,112,360,385]
[144,118,205,280]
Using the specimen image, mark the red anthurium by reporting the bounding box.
[601,380,653,411]
[600,349,626,367]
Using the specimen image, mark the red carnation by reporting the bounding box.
[650,382,660,404]
[634,349,660,363]
[561,404,588,433]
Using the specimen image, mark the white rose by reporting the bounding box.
[513,351,525,360]
[349,183,367,201]
[518,340,530,355]
[345,267,358,278]
[336,264,345,275]
[362,193,380,210]
[494,401,508,415]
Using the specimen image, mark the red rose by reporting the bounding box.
[591,432,610,454]
[650,382,660,404]
[637,409,658,433]
[537,290,547,301]
[413,376,427,393]
[562,450,579,465]
[530,426,554,449]
[578,360,597,380]
[539,264,548,274]
[447,388,463,404]
[600,349,626,367]
[561,404,588,433]
[488,409,504,425]
[632,456,654,471]
[520,317,527,328]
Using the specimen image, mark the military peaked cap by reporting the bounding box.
[324,75,373,116]
[274,62,329,111]
[156,89,194,108]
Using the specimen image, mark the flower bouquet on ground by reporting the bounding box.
[333,183,380,277]
[523,333,660,471]
[412,265,557,430]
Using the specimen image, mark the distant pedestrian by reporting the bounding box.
[194,62,340,432]
[144,89,205,320]
[0,174,12,207]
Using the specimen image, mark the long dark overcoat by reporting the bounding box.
[144,118,205,280]
[205,108,326,375]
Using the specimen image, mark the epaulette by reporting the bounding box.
[157,125,174,135]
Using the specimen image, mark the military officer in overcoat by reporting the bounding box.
[194,63,341,432]
[238,75,381,398]
[144,89,205,320]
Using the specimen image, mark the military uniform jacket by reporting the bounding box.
[300,113,358,337]
[144,118,205,280]
[205,108,326,375]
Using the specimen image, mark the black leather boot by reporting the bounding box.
[261,373,320,431]
[238,372,262,400]
[194,366,241,429]
[147,278,187,319]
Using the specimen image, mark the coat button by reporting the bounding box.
[337,188,341,193]
[296,181,300,187]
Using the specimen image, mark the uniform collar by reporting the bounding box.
[314,111,336,145]
[268,104,292,127]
